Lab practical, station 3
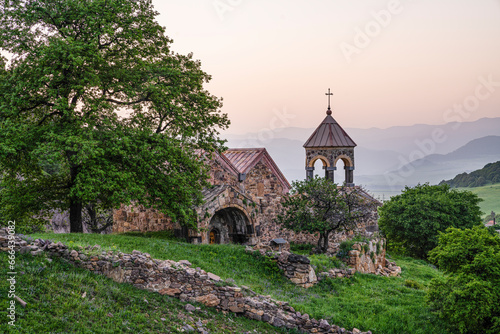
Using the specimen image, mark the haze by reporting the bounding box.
[153,0,500,134]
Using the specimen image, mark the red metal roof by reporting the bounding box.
[224,148,291,192]
[303,114,357,148]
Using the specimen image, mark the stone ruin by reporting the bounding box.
[249,237,401,286]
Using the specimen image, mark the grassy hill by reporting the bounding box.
[457,183,500,218]
[0,252,284,334]
[14,232,450,334]
[441,160,500,188]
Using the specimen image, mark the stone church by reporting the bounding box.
[113,148,292,244]
[112,99,379,245]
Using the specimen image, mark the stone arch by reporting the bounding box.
[308,155,331,168]
[207,206,254,244]
[333,154,354,186]
[333,155,353,168]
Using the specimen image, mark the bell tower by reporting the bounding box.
[303,89,357,186]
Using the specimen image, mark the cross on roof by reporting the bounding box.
[325,88,333,115]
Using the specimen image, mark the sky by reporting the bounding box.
[153,0,500,134]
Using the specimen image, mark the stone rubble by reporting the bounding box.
[0,228,372,334]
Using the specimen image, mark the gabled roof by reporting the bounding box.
[224,148,291,192]
[303,114,357,148]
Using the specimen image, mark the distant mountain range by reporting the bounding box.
[223,117,500,197]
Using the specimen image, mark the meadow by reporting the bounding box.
[19,231,450,334]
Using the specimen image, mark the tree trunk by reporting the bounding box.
[317,233,325,253]
[322,231,330,253]
[70,198,83,233]
[69,163,83,233]
[317,232,330,254]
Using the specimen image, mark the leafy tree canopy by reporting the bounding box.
[276,177,377,253]
[427,226,500,334]
[378,184,483,259]
[0,0,229,232]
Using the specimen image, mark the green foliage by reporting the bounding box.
[362,244,369,254]
[30,232,450,334]
[404,279,424,290]
[290,242,315,255]
[0,0,229,232]
[378,183,483,259]
[309,254,345,273]
[276,177,376,253]
[440,161,500,188]
[427,226,500,333]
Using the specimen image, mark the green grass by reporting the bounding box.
[27,232,450,334]
[0,252,289,334]
[457,183,500,218]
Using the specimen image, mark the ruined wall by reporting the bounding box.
[0,229,370,334]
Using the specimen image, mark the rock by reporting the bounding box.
[207,272,221,281]
[272,318,285,327]
[229,305,244,313]
[352,328,361,334]
[31,249,43,256]
[185,304,196,312]
[262,313,272,322]
[183,325,195,332]
[79,253,88,260]
[159,288,181,296]
[70,250,78,257]
[319,319,330,330]
[195,294,220,307]
[178,260,192,266]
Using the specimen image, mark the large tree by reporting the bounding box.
[378,184,483,259]
[276,177,377,253]
[0,0,229,232]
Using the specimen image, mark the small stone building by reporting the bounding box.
[113,148,291,244]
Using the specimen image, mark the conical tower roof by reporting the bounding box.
[303,112,357,148]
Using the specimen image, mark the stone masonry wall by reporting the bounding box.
[113,204,174,234]
[0,228,371,334]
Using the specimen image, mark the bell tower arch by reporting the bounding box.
[303,89,357,186]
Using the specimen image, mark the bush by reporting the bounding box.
[404,279,424,290]
[378,183,482,259]
[427,226,500,333]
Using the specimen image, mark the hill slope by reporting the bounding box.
[25,232,450,334]
[0,252,282,334]
[440,160,500,187]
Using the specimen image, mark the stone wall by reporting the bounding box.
[246,247,318,288]
[113,204,174,234]
[0,228,371,334]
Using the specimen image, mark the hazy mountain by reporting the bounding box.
[223,118,500,201]
[225,116,500,156]
[377,135,500,188]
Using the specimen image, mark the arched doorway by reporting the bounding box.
[208,207,252,244]
[209,229,220,244]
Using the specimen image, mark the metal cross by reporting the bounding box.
[325,88,333,111]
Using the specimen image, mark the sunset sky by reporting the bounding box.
[152,0,500,134]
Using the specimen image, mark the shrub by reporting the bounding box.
[378,183,482,259]
[404,279,424,290]
[427,226,500,333]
